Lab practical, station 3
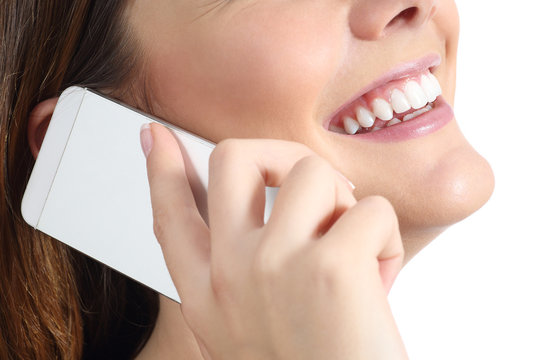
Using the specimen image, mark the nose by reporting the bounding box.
[349,0,437,41]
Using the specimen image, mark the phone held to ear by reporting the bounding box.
[21,86,277,303]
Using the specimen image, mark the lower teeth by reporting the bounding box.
[402,104,433,122]
[329,124,348,134]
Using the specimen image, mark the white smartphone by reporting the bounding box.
[21,86,277,303]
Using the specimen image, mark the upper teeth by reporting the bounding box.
[390,89,412,113]
[338,71,442,135]
[343,116,360,135]
[404,81,428,109]
[372,98,394,121]
[355,107,375,127]
[421,73,442,103]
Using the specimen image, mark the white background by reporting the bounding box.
[389,1,540,359]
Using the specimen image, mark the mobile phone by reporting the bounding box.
[21,86,277,303]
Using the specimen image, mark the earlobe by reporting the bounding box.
[27,98,58,160]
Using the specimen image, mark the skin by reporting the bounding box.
[28,0,494,358]
[139,128,407,359]
[128,0,493,260]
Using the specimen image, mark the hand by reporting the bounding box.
[142,123,407,360]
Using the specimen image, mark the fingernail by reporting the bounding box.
[337,171,356,191]
[140,123,153,158]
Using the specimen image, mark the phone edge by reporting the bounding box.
[21,86,86,228]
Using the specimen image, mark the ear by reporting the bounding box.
[27,98,58,160]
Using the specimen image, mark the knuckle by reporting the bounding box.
[295,155,333,176]
[362,194,392,211]
[355,195,400,243]
[152,208,169,242]
[362,195,398,224]
[210,138,243,169]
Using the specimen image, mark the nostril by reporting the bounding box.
[387,7,418,27]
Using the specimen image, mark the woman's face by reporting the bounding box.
[129,0,493,261]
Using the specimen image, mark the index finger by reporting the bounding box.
[143,123,210,301]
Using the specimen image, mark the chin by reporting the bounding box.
[339,114,496,264]
[395,138,495,263]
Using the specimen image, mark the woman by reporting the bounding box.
[0,0,494,359]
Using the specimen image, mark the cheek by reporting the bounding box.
[435,0,459,103]
[437,0,460,36]
[148,4,344,141]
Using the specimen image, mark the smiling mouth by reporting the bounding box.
[327,60,443,135]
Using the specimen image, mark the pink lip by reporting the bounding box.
[323,53,442,130]
[346,97,454,142]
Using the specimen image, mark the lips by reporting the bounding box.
[324,54,452,141]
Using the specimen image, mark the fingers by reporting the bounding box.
[264,155,357,253]
[144,129,402,300]
[143,123,210,299]
[321,196,404,293]
[207,139,315,255]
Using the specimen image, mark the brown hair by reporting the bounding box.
[0,1,158,359]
